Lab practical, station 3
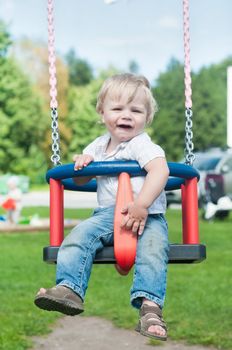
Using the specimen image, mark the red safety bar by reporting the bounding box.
[50,178,64,246]
[181,177,199,244]
[114,173,137,273]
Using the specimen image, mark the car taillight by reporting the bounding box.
[205,174,224,189]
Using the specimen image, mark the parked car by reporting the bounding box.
[166,148,232,219]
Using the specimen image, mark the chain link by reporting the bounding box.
[184,108,195,165]
[50,108,61,165]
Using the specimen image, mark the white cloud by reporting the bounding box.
[157,16,180,29]
[104,0,118,4]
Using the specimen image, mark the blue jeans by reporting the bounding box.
[56,206,169,309]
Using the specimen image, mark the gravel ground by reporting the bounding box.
[31,316,217,350]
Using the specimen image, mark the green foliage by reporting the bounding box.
[66,84,102,156]
[152,57,230,161]
[0,21,11,57]
[151,58,186,161]
[128,60,140,74]
[66,48,94,86]
[192,58,231,151]
[66,68,119,156]
[0,56,48,180]
[0,24,49,182]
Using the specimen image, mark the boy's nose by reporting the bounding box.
[122,111,131,119]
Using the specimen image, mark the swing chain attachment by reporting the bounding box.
[51,108,61,166]
[184,107,195,165]
[183,0,195,166]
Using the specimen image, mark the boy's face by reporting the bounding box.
[101,89,148,145]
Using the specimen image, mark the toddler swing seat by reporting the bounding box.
[43,161,206,267]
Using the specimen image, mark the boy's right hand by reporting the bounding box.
[73,154,94,170]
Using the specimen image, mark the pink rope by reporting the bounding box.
[183,0,192,109]
[47,0,58,109]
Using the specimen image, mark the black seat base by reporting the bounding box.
[43,244,206,264]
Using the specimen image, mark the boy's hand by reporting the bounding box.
[73,154,94,170]
[121,201,148,235]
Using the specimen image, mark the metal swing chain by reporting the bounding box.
[183,0,195,166]
[47,0,61,166]
[50,108,61,165]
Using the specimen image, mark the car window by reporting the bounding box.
[193,156,221,171]
[223,158,232,171]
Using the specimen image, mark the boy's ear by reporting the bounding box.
[101,112,105,124]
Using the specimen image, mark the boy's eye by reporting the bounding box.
[112,107,122,111]
[132,109,142,113]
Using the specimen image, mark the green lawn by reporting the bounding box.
[0,208,231,350]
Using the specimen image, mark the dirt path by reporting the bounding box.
[31,316,216,350]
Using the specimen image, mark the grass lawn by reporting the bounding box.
[0,207,231,350]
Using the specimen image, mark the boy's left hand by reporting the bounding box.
[121,202,148,235]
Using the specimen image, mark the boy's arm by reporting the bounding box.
[136,157,169,208]
[121,157,169,235]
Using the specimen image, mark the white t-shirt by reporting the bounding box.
[83,132,167,214]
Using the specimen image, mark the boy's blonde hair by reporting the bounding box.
[96,73,158,124]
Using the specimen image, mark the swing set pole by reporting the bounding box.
[50,178,64,246]
[181,178,199,244]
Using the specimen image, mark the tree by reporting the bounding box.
[151,57,230,162]
[0,21,11,57]
[0,23,48,181]
[12,38,71,163]
[65,49,94,86]
[65,67,119,158]
[128,60,139,74]
[192,58,231,151]
[151,58,186,161]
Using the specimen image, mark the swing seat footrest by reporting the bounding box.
[43,243,206,264]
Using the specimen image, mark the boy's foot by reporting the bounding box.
[136,303,167,341]
[34,286,84,316]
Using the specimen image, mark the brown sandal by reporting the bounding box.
[34,285,84,316]
[136,304,167,341]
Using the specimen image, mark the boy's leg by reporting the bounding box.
[34,206,114,314]
[56,206,114,300]
[130,214,169,309]
[12,209,21,224]
[7,210,13,224]
[130,214,169,340]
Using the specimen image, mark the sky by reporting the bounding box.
[0,0,232,84]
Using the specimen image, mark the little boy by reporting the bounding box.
[2,176,22,224]
[35,73,169,341]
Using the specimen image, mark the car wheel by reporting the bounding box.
[215,210,229,220]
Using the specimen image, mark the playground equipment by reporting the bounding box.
[44,0,206,270]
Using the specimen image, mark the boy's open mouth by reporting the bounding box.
[117,124,133,129]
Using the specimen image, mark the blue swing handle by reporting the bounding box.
[46,161,200,192]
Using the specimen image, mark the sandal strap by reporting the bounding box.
[140,304,167,331]
[141,313,167,330]
[140,304,162,317]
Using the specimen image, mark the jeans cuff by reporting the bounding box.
[130,291,164,309]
